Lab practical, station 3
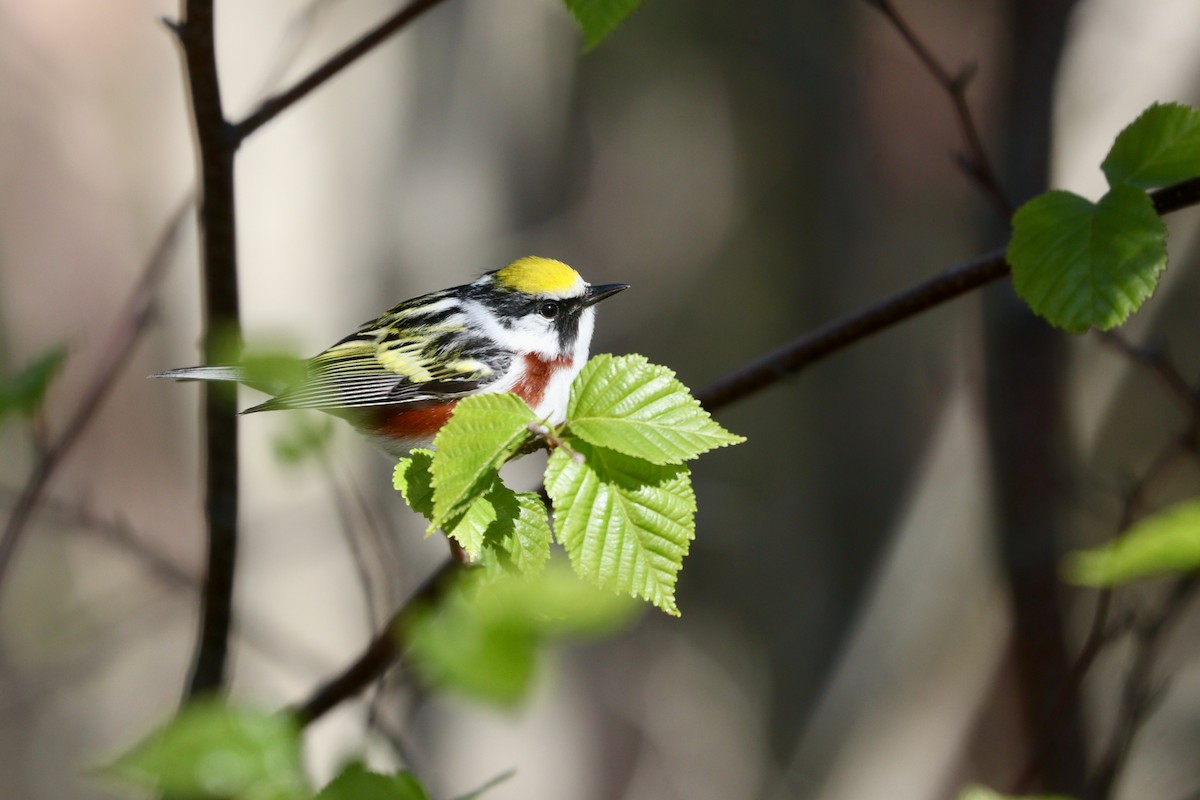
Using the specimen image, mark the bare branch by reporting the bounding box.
[697,247,1009,411]
[1091,577,1199,798]
[232,0,453,144]
[292,556,461,727]
[1097,331,1199,419]
[866,0,1013,217]
[697,176,1200,414]
[0,198,192,600]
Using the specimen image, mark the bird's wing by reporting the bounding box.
[243,309,510,414]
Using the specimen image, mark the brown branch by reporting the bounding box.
[697,177,1200,415]
[232,0,453,144]
[0,198,192,600]
[697,247,1010,411]
[865,0,1013,218]
[291,556,462,727]
[173,0,242,699]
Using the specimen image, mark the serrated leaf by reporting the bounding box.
[958,786,1072,800]
[563,0,643,50]
[1065,499,1200,587]
[566,354,745,465]
[105,701,308,800]
[404,566,633,704]
[316,763,430,800]
[479,491,552,575]
[0,345,67,422]
[545,441,695,615]
[430,393,537,530]
[394,449,435,521]
[398,453,552,568]
[1102,102,1200,189]
[1008,186,1167,332]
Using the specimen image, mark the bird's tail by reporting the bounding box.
[152,366,244,382]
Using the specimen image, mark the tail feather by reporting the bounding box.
[152,366,244,382]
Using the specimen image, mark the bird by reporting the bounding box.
[156,256,628,457]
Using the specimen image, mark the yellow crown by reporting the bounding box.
[495,256,583,295]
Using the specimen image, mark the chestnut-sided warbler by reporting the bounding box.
[157,256,628,456]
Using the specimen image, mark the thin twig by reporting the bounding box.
[1090,577,1199,798]
[173,0,243,699]
[0,198,192,601]
[1016,328,1200,793]
[865,0,1013,218]
[1097,331,1199,419]
[232,0,454,143]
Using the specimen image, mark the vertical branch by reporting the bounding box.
[984,0,1085,793]
[172,0,242,698]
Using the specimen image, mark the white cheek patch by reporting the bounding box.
[461,300,561,358]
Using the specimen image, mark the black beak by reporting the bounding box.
[583,283,630,307]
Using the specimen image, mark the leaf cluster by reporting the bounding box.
[1009,102,1200,332]
[394,354,744,618]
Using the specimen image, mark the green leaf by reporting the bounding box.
[272,413,334,465]
[430,393,537,531]
[545,441,695,615]
[105,701,308,800]
[405,566,634,704]
[1008,186,1167,332]
[0,346,67,422]
[479,490,552,575]
[238,350,309,396]
[562,0,643,50]
[316,763,430,800]
[958,786,1072,800]
[395,449,436,520]
[1065,498,1200,587]
[1102,102,1200,189]
[566,354,745,465]
[398,450,552,567]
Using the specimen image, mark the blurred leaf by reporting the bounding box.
[429,393,537,532]
[562,0,643,50]
[316,763,430,800]
[239,350,309,396]
[566,354,745,465]
[105,700,307,800]
[958,785,1072,800]
[404,565,635,704]
[1102,102,1200,189]
[272,413,334,465]
[1065,498,1200,586]
[0,345,67,422]
[1008,186,1167,332]
[545,441,695,615]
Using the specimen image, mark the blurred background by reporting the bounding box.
[4,0,1200,798]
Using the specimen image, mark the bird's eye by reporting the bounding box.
[538,301,560,319]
